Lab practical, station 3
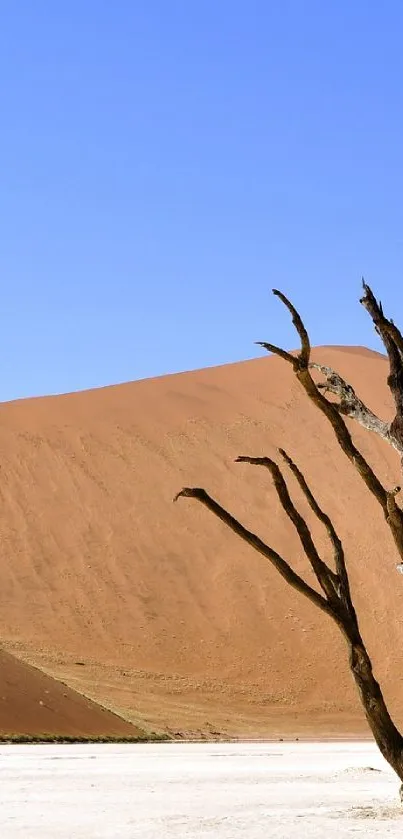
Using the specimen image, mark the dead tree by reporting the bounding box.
[174,282,403,795]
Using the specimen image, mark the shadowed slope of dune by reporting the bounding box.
[0,345,402,737]
[0,648,143,738]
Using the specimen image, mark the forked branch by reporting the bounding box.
[272,289,311,367]
[256,290,311,370]
[235,454,340,603]
[278,448,353,611]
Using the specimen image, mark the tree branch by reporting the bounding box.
[278,448,354,613]
[256,342,298,368]
[235,455,339,603]
[309,362,402,455]
[256,291,311,369]
[173,487,338,623]
[360,281,403,360]
[272,290,311,367]
[360,281,403,451]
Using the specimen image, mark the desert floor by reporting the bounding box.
[1,741,402,837]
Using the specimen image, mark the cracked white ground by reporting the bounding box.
[1,741,402,837]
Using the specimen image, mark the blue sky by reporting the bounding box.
[1,1,403,401]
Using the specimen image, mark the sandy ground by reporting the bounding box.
[1,742,402,837]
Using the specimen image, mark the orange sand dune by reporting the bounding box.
[0,648,141,738]
[0,345,402,737]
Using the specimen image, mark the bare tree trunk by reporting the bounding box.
[341,623,403,784]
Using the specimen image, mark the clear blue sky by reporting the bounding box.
[1,1,403,401]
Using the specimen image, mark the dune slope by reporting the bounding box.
[0,648,142,738]
[0,346,402,736]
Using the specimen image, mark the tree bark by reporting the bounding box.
[308,284,403,463]
[309,362,403,457]
[346,628,403,785]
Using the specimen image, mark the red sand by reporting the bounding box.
[0,346,402,737]
[0,648,141,738]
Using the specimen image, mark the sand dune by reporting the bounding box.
[1,345,402,737]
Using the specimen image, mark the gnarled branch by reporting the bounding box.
[360,281,403,451]
[309,361,397,445]
[308,286,403,460]
[360,281,403,361]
